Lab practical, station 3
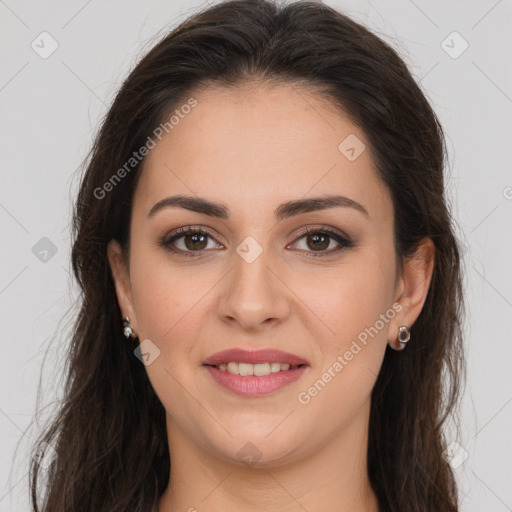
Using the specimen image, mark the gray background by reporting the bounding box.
[1,0,511,510]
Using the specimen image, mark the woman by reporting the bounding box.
[29,0,465,510]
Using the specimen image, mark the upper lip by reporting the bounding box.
[202,348,310,366]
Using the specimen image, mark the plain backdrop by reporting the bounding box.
[1,1,511,511]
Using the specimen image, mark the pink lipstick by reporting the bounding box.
[202,348,310,397]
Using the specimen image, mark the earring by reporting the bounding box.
[122,316,137,339]
[390,325,410,351]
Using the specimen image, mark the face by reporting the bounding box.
[108,82,430,467]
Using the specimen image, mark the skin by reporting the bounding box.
[108,81,434,512]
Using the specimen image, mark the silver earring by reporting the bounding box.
[122,316,135,339]
[390,325,410,351]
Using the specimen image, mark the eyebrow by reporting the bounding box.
[147,194,369,221]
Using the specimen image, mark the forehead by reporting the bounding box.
[134,82,393,224]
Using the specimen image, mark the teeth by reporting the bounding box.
[270,362,282,373]
[216,362,297,376]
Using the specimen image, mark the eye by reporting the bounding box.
[160,225,355,258]
[160,226,223,256]
[288,226,355,258]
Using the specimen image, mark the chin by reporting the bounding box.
[211,432,307,469]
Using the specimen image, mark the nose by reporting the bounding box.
[217,249,290,331]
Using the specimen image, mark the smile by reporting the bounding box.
[203,364,308,397]
[208,361,303,376]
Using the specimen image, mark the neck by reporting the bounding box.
[158,398,379,512]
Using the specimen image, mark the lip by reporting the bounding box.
[201,348,310,366]
[203,365,309,397]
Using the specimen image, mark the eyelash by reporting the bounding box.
[160,225,355,259]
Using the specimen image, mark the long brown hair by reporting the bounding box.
[26,1,465,510]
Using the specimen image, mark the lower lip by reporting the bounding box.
[203,365,308,397]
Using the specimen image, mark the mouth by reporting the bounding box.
[202,347,310,368]
[203,362,307,376]
[201,348,310,396]
[202,362,309,397]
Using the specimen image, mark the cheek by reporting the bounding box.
[295,258,394,347]
[295,269,391,427]
[129,247,184,339]
[341,269,393,343]
[128,248,220,356]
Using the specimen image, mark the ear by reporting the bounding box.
[387,237,435,346]
[107,239,138,332]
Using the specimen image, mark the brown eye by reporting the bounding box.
[182,232,208,251]
[161,225,354,259]
[289,226,355,258]
[304,232,330,251]
[161,227,222,256]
